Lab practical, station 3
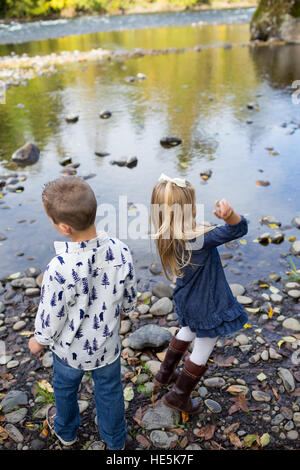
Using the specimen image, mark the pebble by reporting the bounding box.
[149,297,173,316]
[287,430,299,440]
[42,351,53,368]
[78,400,89,414]
[277,368,295,393]
[136,304,150,314]
[10,277,37,289]
[252,390,271,402]
[150,430,178,449]
[236,296,253,305]
[282,318,300,332]
[230,283,246,297]
[0,390,28,413]
[235,334,249,345]
[249,353,261,364]
[142,401,180,430]
[152,283,173,299]
[31,439,46,450]
[203,377,226,388]
[270,294,283,303]
[293,412,300,427]
[5,423,24,443]
[13,320,26,331]
[120,320,131,335]
[269,348,282,360]
[287,290,300,300]
[25,287,40,297]
[260,350,269,361]
[145,360,161,375]
[0,355,13,365]
[7,360,20,369]
[5,408,27,424]
[128,324,172,349]
[204,399,222,413]
[290,240,300,256]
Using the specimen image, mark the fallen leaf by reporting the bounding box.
[136,434,151,449]
[19,331,35,336]
[37,380,54,393]
[257,372,267,382]
[214,355,235,367]
[277,339,285,349]
[226,385,245,395]
[224,422,240,435]
[244,434,257,448]
[245,307,260,314]
[289,236,296,242]
[0,425,8,444]
[123,386,134,402]
[243,323,252,329]
[41,428,48,437]
[228,395,249,415]
[156,352,166,362]
[239,239,247,245]
[268,306,274,319]
[133,407,145,427]
[259,284,269,288]
[179,436,188,448]
[271,386,279,400]
[194,424,216,440]
[170,428,185,436]
[260,433,270,447]
[268,223,279,228]
[181,411,189,423]
[229,432,243,448]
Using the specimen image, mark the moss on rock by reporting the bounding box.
[251,0,300,41]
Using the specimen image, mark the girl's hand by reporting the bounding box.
[28,337,44,355]
[213,199,233,220]
[213,199,241,225]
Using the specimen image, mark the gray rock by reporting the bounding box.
[120,320,132,335]
[237,295,253,305]
[272,413,285,425]
[13,320,26,331]
[290,240,300,256]
[236,334,249,345]
[11,142,40,166]
[292,216,300,229]
[270,294,283,303]
[5,408,27,423]
[230,284,245,297]
[249,353,261,364]
[186,443,202,450]
[282,318,300,332]
[203,377,226,388]
[7,360,19,369]
[11,277,37,289]
[42,351,53,368]
[291,349,300,366]
[269,348,282,360]
[204,399,222,413]
[128,324,172,350]
[152,283,174,299]
[260,350,269,361]
[136,304,150,314]
[142,401,180,430]
[287,430,299,440]
[252,390,271,402]
[145,360,161,375]
[150,297,173,316]
[5,423,24,443]
[25,267,41,278]
[32,404,52,420]
[31,439,46,450]
[285,282,300,290]
[78,400,89,414]
[277,368,295,393]
[25,287,40,297]
[293,412,300,427]
[88,441,106,450]
[0,355,12,365]
[287,290,300,300]
[150,430,177,449]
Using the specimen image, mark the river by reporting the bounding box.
[0,7,300,289]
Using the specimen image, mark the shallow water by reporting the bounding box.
[0,11,300,288]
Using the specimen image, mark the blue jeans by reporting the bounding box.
[52,352,127,449]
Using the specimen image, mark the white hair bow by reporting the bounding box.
[158,173,186,188]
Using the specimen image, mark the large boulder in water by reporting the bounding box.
[250,0,300,43]
[11,142,40,166]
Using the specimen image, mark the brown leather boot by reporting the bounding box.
[162,358,207,414]
[153,331,191,388]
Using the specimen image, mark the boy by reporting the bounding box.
[28,176,137,450]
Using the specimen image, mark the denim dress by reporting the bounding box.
[173,215,249,338]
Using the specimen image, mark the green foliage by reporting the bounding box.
[1,0,212,18]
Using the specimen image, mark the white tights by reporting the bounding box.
[176,326,218,366]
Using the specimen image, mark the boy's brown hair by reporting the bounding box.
[42,176,97,231]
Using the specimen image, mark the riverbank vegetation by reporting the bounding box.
[0,0,257,20]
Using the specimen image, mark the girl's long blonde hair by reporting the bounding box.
[150,179,214,281]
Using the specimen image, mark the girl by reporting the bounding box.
[150,174,248,414]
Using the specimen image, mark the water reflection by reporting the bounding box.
[0,27,299,286]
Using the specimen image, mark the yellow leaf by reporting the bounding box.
[277,339,285,349]
[124,386,134,402]
[268,306,274,318]
[260,433,270,447]
[131,376,137,383]
[257,372,267,381]
[243,323,252,329]
[239,239,247,245]
[41,428,48,437]
[269,274,277,278]
[226,385,244,395]
[268,223,279,228]
[289,236,296,242]
[181,412,189,423]
[19,331,34,336]
[259,284,269,289]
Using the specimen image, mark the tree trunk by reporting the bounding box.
[250,0,300,43]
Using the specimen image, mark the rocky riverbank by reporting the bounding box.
[0,39,290,91]
[0,252,300,450]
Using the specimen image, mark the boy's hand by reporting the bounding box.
[213,199,241,225]
[28,337,44,355]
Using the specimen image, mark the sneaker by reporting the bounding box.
[46,405,77,447]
